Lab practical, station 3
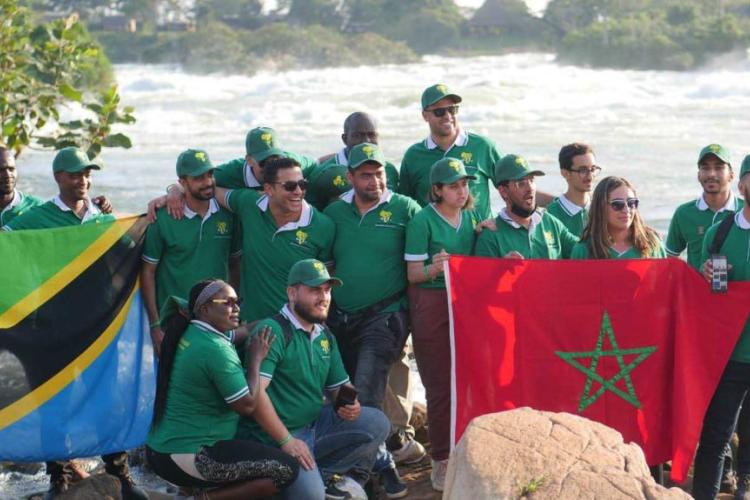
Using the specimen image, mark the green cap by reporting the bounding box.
[348,143,386,170]
[287,259,343,287]
[313,165,351,202]
[176,148,215,177]
[740,155,750,179]
[494,154,545,184]
[698,144,731,165]
[421,83,462,110]
[430,158,476,185]
[245,127,284,162]
[52,147,100,173]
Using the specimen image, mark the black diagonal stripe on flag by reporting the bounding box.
[0,217,148,411]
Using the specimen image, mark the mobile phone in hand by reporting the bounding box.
[711,254,728,293]
[334,385,358,410]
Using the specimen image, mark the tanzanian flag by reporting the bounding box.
[0,216,154,461]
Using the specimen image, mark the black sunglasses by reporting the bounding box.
[428,105,459,118]
[609,198,639,212]
[275,180,309,192]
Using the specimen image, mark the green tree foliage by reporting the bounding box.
[0,0,134,158]
[287,0,343,28]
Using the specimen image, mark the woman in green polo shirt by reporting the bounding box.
[403,158,477,492]
[146,279,298,498]
[571,176,666,259]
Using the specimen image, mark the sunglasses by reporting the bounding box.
[274,180,309,192]
[428,105,459,117]
[609,198,639,212]
[211,297,243,308]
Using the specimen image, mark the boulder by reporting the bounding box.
[56,474,122,500]
[443,408,691,500]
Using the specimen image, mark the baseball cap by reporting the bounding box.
[176,148,215,177]
[421,84,462,110]
[430,158,476,185]
[348,143,386,170]
[245,127,284,162]
[313,165,351,201]
[698,144,731,165]
[740,154,750,178]
[287,259,343,287]
[494,154,545,184]
[52,147,101,173]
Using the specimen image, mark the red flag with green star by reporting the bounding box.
[447,256,750,483]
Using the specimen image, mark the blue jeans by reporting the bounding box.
[330,309,410,473]
[693,361,750,499]
[281,405,390,500]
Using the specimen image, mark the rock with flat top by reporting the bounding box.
[56,474,121,500]
[443,408,691,500]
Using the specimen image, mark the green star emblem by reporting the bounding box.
[555,312,656,412]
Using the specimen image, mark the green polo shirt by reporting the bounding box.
[570,240,667,259]
[404,204,478,289]
[324,190,421,312]
[474,210,577,259]
[142,200,242,311]
[666,194,742,270]
[3,197,114,231]
[545,195,589,237]
[236,307,349,444]
[701,211,750,363]
[147,321,249,454]
[399,131,502,219]
[214,151,318,190]
[0,190,44,226]
[226,190,335,322]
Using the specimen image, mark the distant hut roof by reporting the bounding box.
[469,0,531,29]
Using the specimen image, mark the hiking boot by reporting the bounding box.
[380,466,408,499]
[736,474,750,500]
[392,437,426,465]
[430,458,448,492]
[325,474,366,500]
[723,469,739,494]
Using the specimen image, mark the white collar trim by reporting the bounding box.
[52,195,100,223]
[335,148,349,166]
[736,210,750,230]
[557,193,588,216]
[281,304,322,340]
[425,129,469,151]
[429,203,463,231]
[257,195,313,232]
[190,319,231,341]
[1,190,22,214]
[499,208,543,232]
[243,161,262,188]
[696,192,737,212]
[183,198,220,221]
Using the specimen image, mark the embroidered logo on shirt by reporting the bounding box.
[461,152,473,164]
[320,338,330,354]
[333,175,346,187]
[379,210,392,223]
[216,221,228,235]
[697,226,705,235]
[295,230,308,245]
[544,231,555,244]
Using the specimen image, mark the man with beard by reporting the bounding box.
[238,259,390,500]
[324,143,422,498]
[666,144,742,270]
[0,147,44,226]
[474,154,577,259]
[546,143,600,237]
[141,149,241,356]
[307,112,399,210]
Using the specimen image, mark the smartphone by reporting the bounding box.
[711,254,728,294]
[334,385,358,410]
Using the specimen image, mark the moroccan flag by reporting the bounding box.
[0,216,154,461]
[447,256,750,483]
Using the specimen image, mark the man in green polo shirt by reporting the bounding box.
[238,259,390,500]
[324,142,422,498]
[399,84,503,220]
[141,148,242,356]
[546,143,600,237]
[694,158,750,500]
[666,144,743,270]
[474,154,578,259]
[308,112,399,210]
[214,157,335,323]
[0,147,44,226]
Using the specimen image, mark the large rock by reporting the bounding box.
[443,408,691,500]
[56,474,122,500]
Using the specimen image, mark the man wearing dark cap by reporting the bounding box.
[399,84,503,220]
[238,259,390,500]
[0,147,44,226]
[474,154,577,259]
[141,148,241,356]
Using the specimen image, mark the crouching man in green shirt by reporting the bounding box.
[237,259,390,500]
[474,154,577,259]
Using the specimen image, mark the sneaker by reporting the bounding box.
[737,473,750,500]
[325,474,366,500]
[430,459,449,492]
[392,437,426,465]
[380,467,408,499]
